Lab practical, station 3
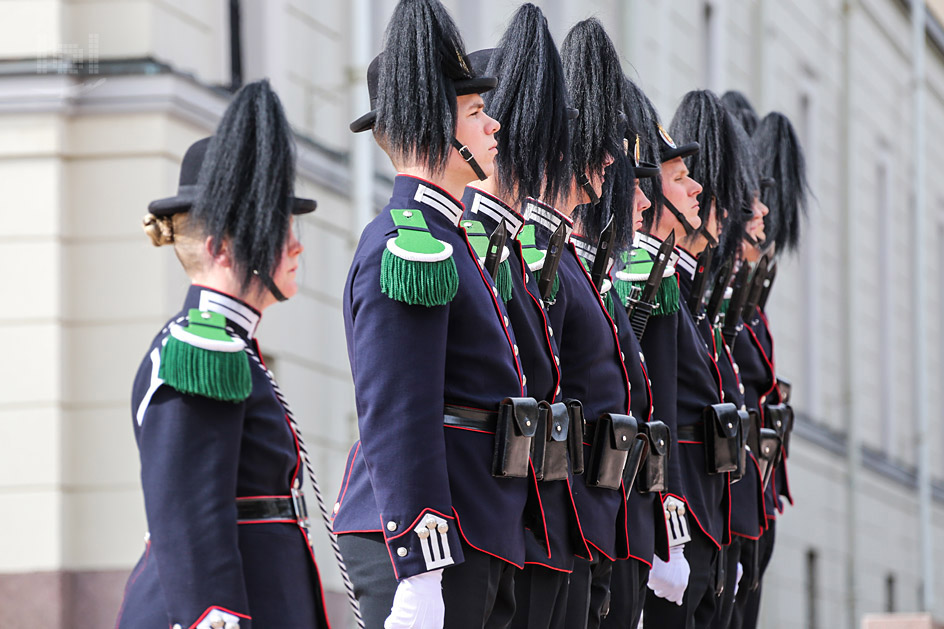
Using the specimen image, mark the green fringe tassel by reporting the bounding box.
[613,277,635,307]
[654,275,680,316]
[604,291,618,321]
[380,248,459,307]
[533,268,560,302]
[159,335,251,403]
[496,259,514,303]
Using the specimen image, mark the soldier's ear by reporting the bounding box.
[205,235,234,268]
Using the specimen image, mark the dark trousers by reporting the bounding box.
[564,551,614,629]
[510,564,569,629]
[644,525,719,629]
[711,536,743,628]
[600,559,649,629]
[338,532,517,629]
[731,521,776,629]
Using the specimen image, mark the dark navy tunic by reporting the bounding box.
[541,215,631,561]
[691,290,766,541]
[462,188,586,573]
[737,306,792,517]
[117,285,329,629]
[655,239,730,548]
[333,175,530,579]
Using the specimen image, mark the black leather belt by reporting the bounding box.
[677,423,705,442]
[444,405,498,431]
[237,491,309,527]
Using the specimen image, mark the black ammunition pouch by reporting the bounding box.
[492,397,539,478]
[777,377,792,404]
[703,402,742,475]
[586,413,639,490]
[637,421,670,493]
[765,403,794,458]
[566,399,585,475]
[730,410,752,482]
[756,428,783,490]
[534,402,570,482]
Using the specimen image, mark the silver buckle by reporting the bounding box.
[291,487,310,530]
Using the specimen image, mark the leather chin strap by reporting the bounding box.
[255,270,288,302]
[743,234,763,249]
[663,198,696,236]
[452,138,488,181]
[697,226,718,248]
[576,173,601,206]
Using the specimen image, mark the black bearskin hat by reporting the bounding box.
[754,111,808,255]
[191,79,304,294]
[670,90,753,242]
[475,3,571,209]
[371,0,485,175]
[561,18,630,243]
[720,91,760,136]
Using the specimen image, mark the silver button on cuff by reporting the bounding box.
[387,521,398,532]
[397,547,408,557]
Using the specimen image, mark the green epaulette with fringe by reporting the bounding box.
[461,219,513,303]
[158,309,251,403]
[615,247,680,316]
[381,209,459,307]
[519,225,560,302]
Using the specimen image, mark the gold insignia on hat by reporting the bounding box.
[634,135,641,168]
[456,49,471,76]
[658,124,677,149]
[623,137,630,156]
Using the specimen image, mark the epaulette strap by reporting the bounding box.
[158,309,251,402]
[622,248,680,317]
[382,209,458,307]
[461,219,513,303]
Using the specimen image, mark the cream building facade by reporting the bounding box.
[2,0,944,627]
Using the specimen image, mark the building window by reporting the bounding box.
[806,548,819,629]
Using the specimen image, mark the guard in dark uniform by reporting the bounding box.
[331,1,535,627]
[459,6,589,628]
[602,78,674,629]
[729,109,808,629]
[116,80,330,629]
[555,18,635,629]
[630,91,733,628]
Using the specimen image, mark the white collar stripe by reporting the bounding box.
[471,193,523,235]
[415,185,463,226]
[573,238,598,262]
[676,250,697,276]
[199,290,260,338]
[636,233,662,256]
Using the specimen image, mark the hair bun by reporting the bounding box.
[142,213,174,246]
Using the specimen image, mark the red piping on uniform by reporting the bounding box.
[460,228,525,394]
[523,560,573,573]
[444,425,495,436]
[237,519,298,525]
[663,490,722,550]
[114,540,150,628]
[566,476,594,560]
[191,283,262,316]
[188,606,252,629]
[452,508,525,569]
[303,535,334,629]
[332,527,383,535]
[398,174,467,209]
[335,442,361,512]
[383,508,455,543]
[236,495,291,501]
[517,240,562,400]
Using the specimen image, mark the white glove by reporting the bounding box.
[646,544,690,605]
[385,569,445,629]
[734,562,744,596]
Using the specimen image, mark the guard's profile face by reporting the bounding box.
[747,194,769,242]
[452,93,500,179]
[661,156,703,231]
[270,218,304,302]
[632,178,651,231]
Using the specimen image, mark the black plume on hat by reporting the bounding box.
[373,0,478,175]
[478,3,571,209]
[720,91,760,136]
[191,79,300,294]
[562,18,629,243]
[670,90,752,239]
[755,111,808,254]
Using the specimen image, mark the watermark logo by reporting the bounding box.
[37,34,99,75]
